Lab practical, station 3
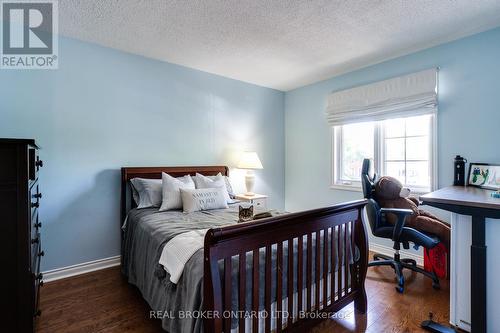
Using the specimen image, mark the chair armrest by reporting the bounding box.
[380,208,414,216]
[380,208,414,242]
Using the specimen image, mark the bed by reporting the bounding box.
[120,166,368,333]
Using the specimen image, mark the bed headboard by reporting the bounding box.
[120,166,229,223]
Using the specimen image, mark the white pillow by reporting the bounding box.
[159,173,195,211]
[193,173,231,203]
[207,175,235,198]
[130,178,162,208]
[180,188,229,213]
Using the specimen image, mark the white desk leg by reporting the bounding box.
[450,213,471,332]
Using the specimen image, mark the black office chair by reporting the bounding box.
[361,158,440,293]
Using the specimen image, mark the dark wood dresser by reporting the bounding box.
[0,139,44,332]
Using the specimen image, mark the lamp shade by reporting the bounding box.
[237,152,263,169]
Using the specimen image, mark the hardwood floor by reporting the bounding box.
[37,257,450,333]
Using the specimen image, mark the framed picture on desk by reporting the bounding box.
[467,162,500,190]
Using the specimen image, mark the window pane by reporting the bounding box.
[406,136,429,160]
[384,118,405,138]
[385,138,405,160]
[385,161,406,184]
[406,115,431,136]
[382,114,432,191]
[341,122,374,181]
[406,161,430,187]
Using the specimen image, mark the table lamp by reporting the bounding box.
[237,152,263,196]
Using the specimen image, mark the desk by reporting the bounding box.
[421,186,500,333]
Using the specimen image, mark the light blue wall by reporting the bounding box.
[0,37,285,271]
[285,27,500,248]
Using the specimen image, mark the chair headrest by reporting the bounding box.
[361,158,376,199]
[361,158,371,177]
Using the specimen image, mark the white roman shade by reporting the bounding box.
[326,68,438,126]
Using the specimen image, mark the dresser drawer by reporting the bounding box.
[31,233,42,272]
[31,239,41,273]
[30,185,43,242]
[31,212,42,246]
[234,194,268,210]
[29,183,42,216]
[251,198,267,209]
[28,148,43,182]
[31,235,43,320]
[31,207,39,238]
[32,257,43,319]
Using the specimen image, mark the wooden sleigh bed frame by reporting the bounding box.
[121,166,368,333]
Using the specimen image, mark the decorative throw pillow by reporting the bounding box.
[193,173,232,203]
[207,174,235,198]
[130,178,162,208]
[180,188,229,213]
[159,173,195,211]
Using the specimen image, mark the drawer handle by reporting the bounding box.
[35,222,42,229]
[36,159,43,168]
[31,237,39,244]
[36,273,43,280]
[34,309,42,317]
[38,250,45,257]
[31,202,39,208]
[34,193,42,199]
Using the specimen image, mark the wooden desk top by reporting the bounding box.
[420,186,500,210]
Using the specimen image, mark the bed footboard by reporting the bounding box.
[204,199,368,333]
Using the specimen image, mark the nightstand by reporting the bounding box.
[235,194,268,210]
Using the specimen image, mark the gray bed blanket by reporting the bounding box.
[122,205,357,333]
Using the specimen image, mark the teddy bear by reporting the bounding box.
[374,176,451,250]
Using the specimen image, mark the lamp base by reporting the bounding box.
[245,170,255,196]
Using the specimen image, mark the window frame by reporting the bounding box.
[331,114,437,194]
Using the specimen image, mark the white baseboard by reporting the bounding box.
[43,255,121,283]
[369,243,424,267]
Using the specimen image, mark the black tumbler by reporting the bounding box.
[453,155,467,186]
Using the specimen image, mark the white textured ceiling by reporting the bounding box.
[59,0,500,91]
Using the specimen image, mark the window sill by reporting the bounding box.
[330,183,431,196]
[330,184,363,192]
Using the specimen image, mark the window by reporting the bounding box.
[336,122,375,184]
[332,114,436,193]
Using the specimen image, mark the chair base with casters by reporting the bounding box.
[369,248,440,293]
